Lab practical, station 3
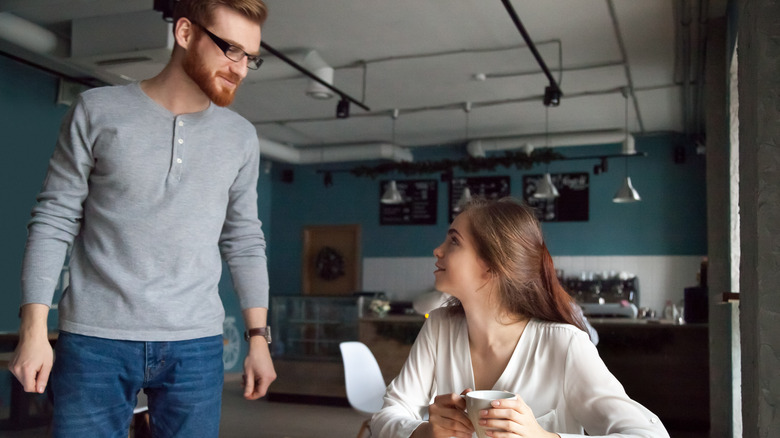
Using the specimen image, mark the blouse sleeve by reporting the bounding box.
[369,314,442,438]
[558,332,670,438]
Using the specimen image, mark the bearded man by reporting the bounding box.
[10,1,275,436]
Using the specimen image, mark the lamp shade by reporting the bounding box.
[453,187,473,212]
[380,180,403,204]
[533,173,559,199]
[613,176,641,203]
[306,66,335,99]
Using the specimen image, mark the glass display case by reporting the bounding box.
[270,296,359,361]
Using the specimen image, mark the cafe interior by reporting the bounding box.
[1,0,777,437]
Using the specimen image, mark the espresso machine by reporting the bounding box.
[563,272,639,318]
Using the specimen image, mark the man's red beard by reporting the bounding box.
[183,44,242,107]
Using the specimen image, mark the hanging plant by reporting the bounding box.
[349,148,564,178]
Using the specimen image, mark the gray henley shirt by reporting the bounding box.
[21,82,269,341]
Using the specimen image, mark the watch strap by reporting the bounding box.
[244,326,272,343]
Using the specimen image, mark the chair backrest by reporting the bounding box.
[339,341,387,416]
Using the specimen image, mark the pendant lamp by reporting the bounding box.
[533,107,559,200]
[613,175,641,203]
[381,180,403,204]
[533,173,560,199]
[613,89,641,203]
[453,187,473,212]
[380,112,404,205]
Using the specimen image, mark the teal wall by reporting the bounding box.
[268,136,706,296]
[1,56,70,330]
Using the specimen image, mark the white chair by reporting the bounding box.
[340,341,387,438]
[129,391,150,438]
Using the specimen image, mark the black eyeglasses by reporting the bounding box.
[190,20,263,70]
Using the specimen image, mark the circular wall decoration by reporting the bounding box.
[222,316,241,371]
[315,246,345,281]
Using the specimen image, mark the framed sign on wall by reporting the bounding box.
[379,179,437,225]
[449,176,511,222]
[522,172,589,222]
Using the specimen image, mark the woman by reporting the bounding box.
[370,197,668,438]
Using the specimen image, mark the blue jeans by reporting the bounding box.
[50,332,224,438]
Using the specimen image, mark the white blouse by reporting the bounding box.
[369,308,669,438]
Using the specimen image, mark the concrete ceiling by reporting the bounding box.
[0,0,726,161]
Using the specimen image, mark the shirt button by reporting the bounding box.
[178,121,184,127]
[178,138,184,144]
[176,158,182,164]
[650,417,657,424]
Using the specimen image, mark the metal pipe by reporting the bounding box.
[694,0,709,137]
[606,0,645,133]
[466,129,629,156]
[259,140,412,164]
[679,0,692,137]
[252,85,633,127]
[483,60,624,80]
[0,12,66,55]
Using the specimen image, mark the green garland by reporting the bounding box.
[349,148,564,178]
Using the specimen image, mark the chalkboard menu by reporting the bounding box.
[379,179,437,225]
[522,172,589,222]
[449,176,511,222]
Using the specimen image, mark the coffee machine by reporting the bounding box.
[563,272,639,318]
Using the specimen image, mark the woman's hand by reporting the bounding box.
[479,395,559,438]
[416,390,474,438]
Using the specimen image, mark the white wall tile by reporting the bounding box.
[363,257,438,302]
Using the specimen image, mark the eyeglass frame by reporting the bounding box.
[189,20,264,70]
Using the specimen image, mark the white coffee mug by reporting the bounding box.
[463,390,516,438]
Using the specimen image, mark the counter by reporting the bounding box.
[590,320,709,432]
[359,315,425,384]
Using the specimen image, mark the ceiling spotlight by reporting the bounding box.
[593,157,608,174]
[306,66,335,99]
[302,50,336,100]
[543,85,562,107]
[336,98,350,119]
[473,73,487,81]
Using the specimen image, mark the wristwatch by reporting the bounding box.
[244,326,272,344]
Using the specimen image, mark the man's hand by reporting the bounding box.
[242,338,276,400]
[9,304,53,394]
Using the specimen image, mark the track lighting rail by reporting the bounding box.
[500,0,563,105]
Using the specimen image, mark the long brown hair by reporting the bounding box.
[450,197,587,334]
[173,0,269,28]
